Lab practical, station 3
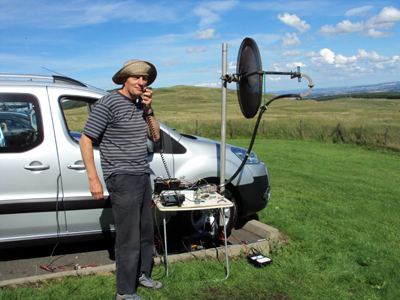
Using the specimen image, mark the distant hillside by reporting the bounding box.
[271,81,400,98]
[153,85,238,103]
[103,81,400,106]
[309,92,400,102]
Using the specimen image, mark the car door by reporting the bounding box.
[47,87,175,236]
[0,88,66,246]
[46,87,113,236]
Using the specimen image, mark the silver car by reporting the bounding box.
[0,74,270,249]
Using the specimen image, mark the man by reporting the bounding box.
[79,60,163,300]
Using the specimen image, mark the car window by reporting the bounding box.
[60,97,163,150]
[0,93,43,152]
[61,98,94,140]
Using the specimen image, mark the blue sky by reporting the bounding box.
[1,0,400,93]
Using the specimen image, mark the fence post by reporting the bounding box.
[360,125,363,140]
[338,123,345,142]
[196,120,198,135]
[385,128,388,145]
[330,123,345,142]
[300,120,303,137]
[229,119,233,138]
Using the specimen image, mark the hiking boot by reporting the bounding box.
[138,274,164,289]
[115,293,145,300]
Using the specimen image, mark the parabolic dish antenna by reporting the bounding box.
[236,38,263,119]
[218,37,314,189]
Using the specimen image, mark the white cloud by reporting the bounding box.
[206,0,239,11]
[310,49,358,66]
[334,54,357,64]
[265,77,282,82]
[374,6,400,23]
[195,82,219,88]
[317,20,364,36]
[366,6,400,30]
[193,6,220,27]
[270,63,283,72]
[268,61,305,72]
[186,46,207,53]
[357,49,389,62]
[0,0,183,29]
[163,61,183,67]
[305,51,319,58]
[281,50,302,56]
[286,62,306,69]
[249,33,282,45]
[193,1,239,27]
[281,32,301,48]
[306,47,400,79]
[345,6,374,16]
[361,29,394,38]
[309,48,351,66]
[228,61,236,71]
[194,28,220,39]
[319,48,335,64]
[278,12,310,33]
[317,6,400,38]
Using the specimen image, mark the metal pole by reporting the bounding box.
[163,212,168,276]
[220,43,227,196]
[223,208,229,279]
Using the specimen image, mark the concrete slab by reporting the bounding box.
[242,220,280,246]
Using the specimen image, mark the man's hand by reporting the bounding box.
[79,133,104,200]
[141,88,153,109]
[89,177,104,200]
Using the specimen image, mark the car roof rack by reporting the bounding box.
[52,75,87,87]
[0,74,88,87]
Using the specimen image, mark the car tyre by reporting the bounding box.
[179,186,239,237]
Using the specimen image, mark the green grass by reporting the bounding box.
[63,86,400,150]
[245,139,400,299]
[2,139,400,299]
[152,87,400,150]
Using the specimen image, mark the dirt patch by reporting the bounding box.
[200,286,224,297]
[278,232,291,246]
[269,294,291,300]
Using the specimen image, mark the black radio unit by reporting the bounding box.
[154,178,186,194]
[160,193,185,207]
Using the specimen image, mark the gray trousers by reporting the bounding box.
[106,173,154,295]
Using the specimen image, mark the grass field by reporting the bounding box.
[64,85,400,150]
[1,139,399,299]
[151,86,400,150]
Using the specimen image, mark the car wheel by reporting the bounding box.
[179,187,239,237]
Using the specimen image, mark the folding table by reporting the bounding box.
[154,192,233,280]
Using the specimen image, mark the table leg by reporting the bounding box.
[163,211,168,276]
[222,208,229,279]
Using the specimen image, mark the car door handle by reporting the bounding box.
[67,164,86,170]
[24,164,50,171]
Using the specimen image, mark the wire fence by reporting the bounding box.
[162,119,400,151]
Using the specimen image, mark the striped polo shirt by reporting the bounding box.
[83,91,149,180]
